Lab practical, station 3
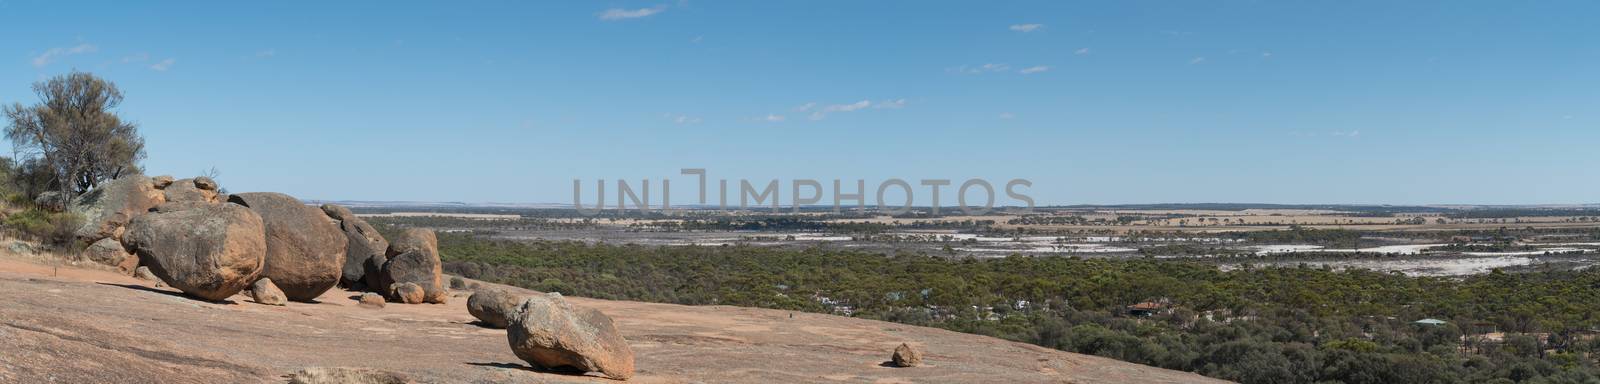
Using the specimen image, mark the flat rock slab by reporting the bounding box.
[0,256,1228,384]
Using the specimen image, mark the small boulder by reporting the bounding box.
[83,237,138,274]
[468,289,523,328]
[70,175,163,243]
[121,203,266,301]
[321,204,388,290]
[194,176,219,191]
[229,192,347,302]
[33,191,67,212]
[506,293,635,380]
[251,278,287,306]
[134,266,158,281]
[391,282,425,304]
[892,343,922,367]
[163,178,220,204]
[151,175,175,189]
[358,292,386,309]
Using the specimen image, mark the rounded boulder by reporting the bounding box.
[468,289,523,328]
[228,192,347,302]
[70,175,164,243]
[121,203,266,301]
[506,293,635,380]
[321,204,388,290]
[380,229,443,302]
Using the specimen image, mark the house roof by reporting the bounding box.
[1414,318,1448,325]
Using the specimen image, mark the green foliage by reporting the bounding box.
[2,208,82,246]
[4,71,146,198]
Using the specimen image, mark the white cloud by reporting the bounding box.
[1331,130,1361,137]
[1188,57,1206,65]
[794,99,906,120]
[666,114,701,124]
[120,52,149,63]
[599,5,667,21]
[1019,65,1050,74]
[762,114,785,122]
[1074,48,1090,55]
[1009,24,1044,32]
[32,43,98,67]
[809,100,872,120]
[690,35,703,43]
[998,112,1015,119]
[951,63,1011,74]
[150,58,176,71]
[255,49,277,58]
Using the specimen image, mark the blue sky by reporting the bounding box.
[2,1,1595,206]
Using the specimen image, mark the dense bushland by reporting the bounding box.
[437,232,1600,384]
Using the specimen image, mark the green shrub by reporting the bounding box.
[3,208,82,246]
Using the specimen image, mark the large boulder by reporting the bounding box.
[121,203,266,301]
[380,229,443,303]
[82,237,138,274]
[163,178,221,204]
[70,175,164,243]
[228,192,347,302]
[468,289,523,328]
[321,204,388,290]
[506,293,635,380]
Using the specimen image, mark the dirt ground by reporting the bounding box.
[0,253,1224,384]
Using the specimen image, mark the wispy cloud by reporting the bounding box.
[599,5,667,21]
[1261,51,1273,58]
[998,112,1016,120]
[952,63,1051,75]
[1331,130,1361,137]
[255,49,277,58]
[1295,130,1364,138]
[32,43,98,67]
[761,114,785,122]
[950,63,1011,74]
[789,99,907,120]
[1009,24,1044,33]
[815,100,871,118]
[1188,57,1206,65]
[150,58,176,71]
[120,52,149,63]
[1074,48,1091,55]
[666,114,701,125]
